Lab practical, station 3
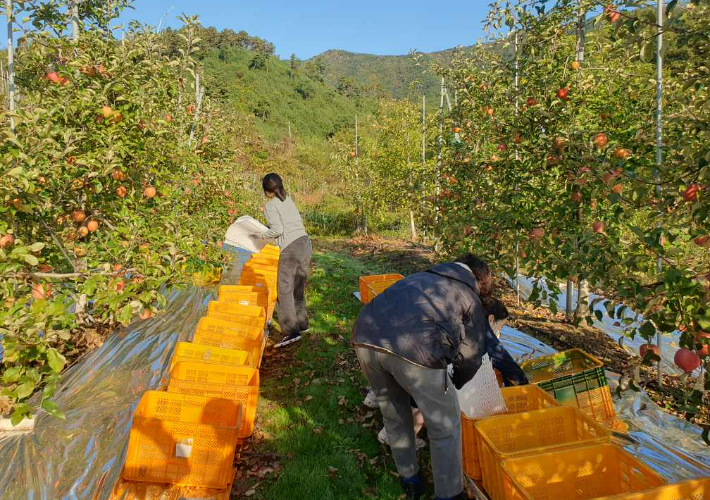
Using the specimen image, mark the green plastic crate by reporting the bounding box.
[520,348,607,389]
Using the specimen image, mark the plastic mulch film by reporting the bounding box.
[0,287,215,499]
[508,274,686,375]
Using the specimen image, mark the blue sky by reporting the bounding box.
[119,0,490,59]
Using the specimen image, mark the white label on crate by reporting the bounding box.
[175,438,193,458]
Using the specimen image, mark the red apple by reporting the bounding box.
[693,235,710,247]
[530,227,545,240]
[592,133,608,149]
[556,87,569,101]
[695,332,710,357]
[592,221,605,234]
[71,209,87,223]
[682,183,700,203]
[613,148,630,159]
[0,234,13,248]
[571,191,582,203]
[674,348,701,373]
[605,5,621,23]
[526,97,537,107]
[32,283,51,300]
[47,72,61,84]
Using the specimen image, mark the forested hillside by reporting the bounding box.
[162,26,376,142]
[313,47,461,102]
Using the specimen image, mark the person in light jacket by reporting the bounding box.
[351,255,527,500]
[257,173,311,348]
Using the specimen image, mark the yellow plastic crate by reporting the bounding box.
[168,362,260,438]
[216,291,260,307]
[476,406,610,500]
[169,342,253,371]
[168,361,259,387]
[206,310,267,329]
[218,284,268,306]
[207,301,265,318]
[237,273,276,301]
[602,477,709,500]
[134,390,242,428]
[261,243,280,252]
[244,260,278,272]
[109,472,235,500]
[501,443,665,500]
[462,385,559,480]
[195,317,264,341]
[122,417,238,488]
[192,329,265,368]
[249,254,279,265]
[217,284,261,296]
[366,279,401,301]
[359,274,404,304]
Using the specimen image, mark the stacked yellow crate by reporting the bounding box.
[111,244,280,499]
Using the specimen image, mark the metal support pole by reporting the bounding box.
[71,1,80,42]
[6,0,14,133]
[514,31,521,304]
[436,77,444,236]
[655,0,664,387]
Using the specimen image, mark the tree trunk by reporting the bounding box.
[409,209,417,241]
[565,278,574,322]
[575,279,589,320]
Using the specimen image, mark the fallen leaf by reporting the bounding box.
[305,395,313,402]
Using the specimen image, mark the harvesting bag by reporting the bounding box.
[456,354,507,419]
[224,216,274,253]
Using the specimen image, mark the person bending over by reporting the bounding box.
[373,298,527,448]
[257,173,311,348]
[352,255,521,500]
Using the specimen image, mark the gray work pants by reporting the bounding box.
[276,236,311,336]
[355,346,463,498]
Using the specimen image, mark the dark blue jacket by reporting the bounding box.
[352,263,527,389]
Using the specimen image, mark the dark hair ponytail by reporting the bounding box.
[484,298,509,321]
[458,254,493,300]
[262,173,287,202]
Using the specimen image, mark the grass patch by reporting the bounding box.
[235,242,404,499]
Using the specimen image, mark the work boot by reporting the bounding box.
[401,473,424,500]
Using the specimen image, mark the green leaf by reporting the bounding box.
[40,400,65,419]
[15,381,35,400]
[2,366,22,384]
[46,348,66,373]
[10,406,31,427]
[639,321,656,340]
[23,254,39,266]
[28,242,45,252]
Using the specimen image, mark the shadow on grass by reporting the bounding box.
[240,246,413,499]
